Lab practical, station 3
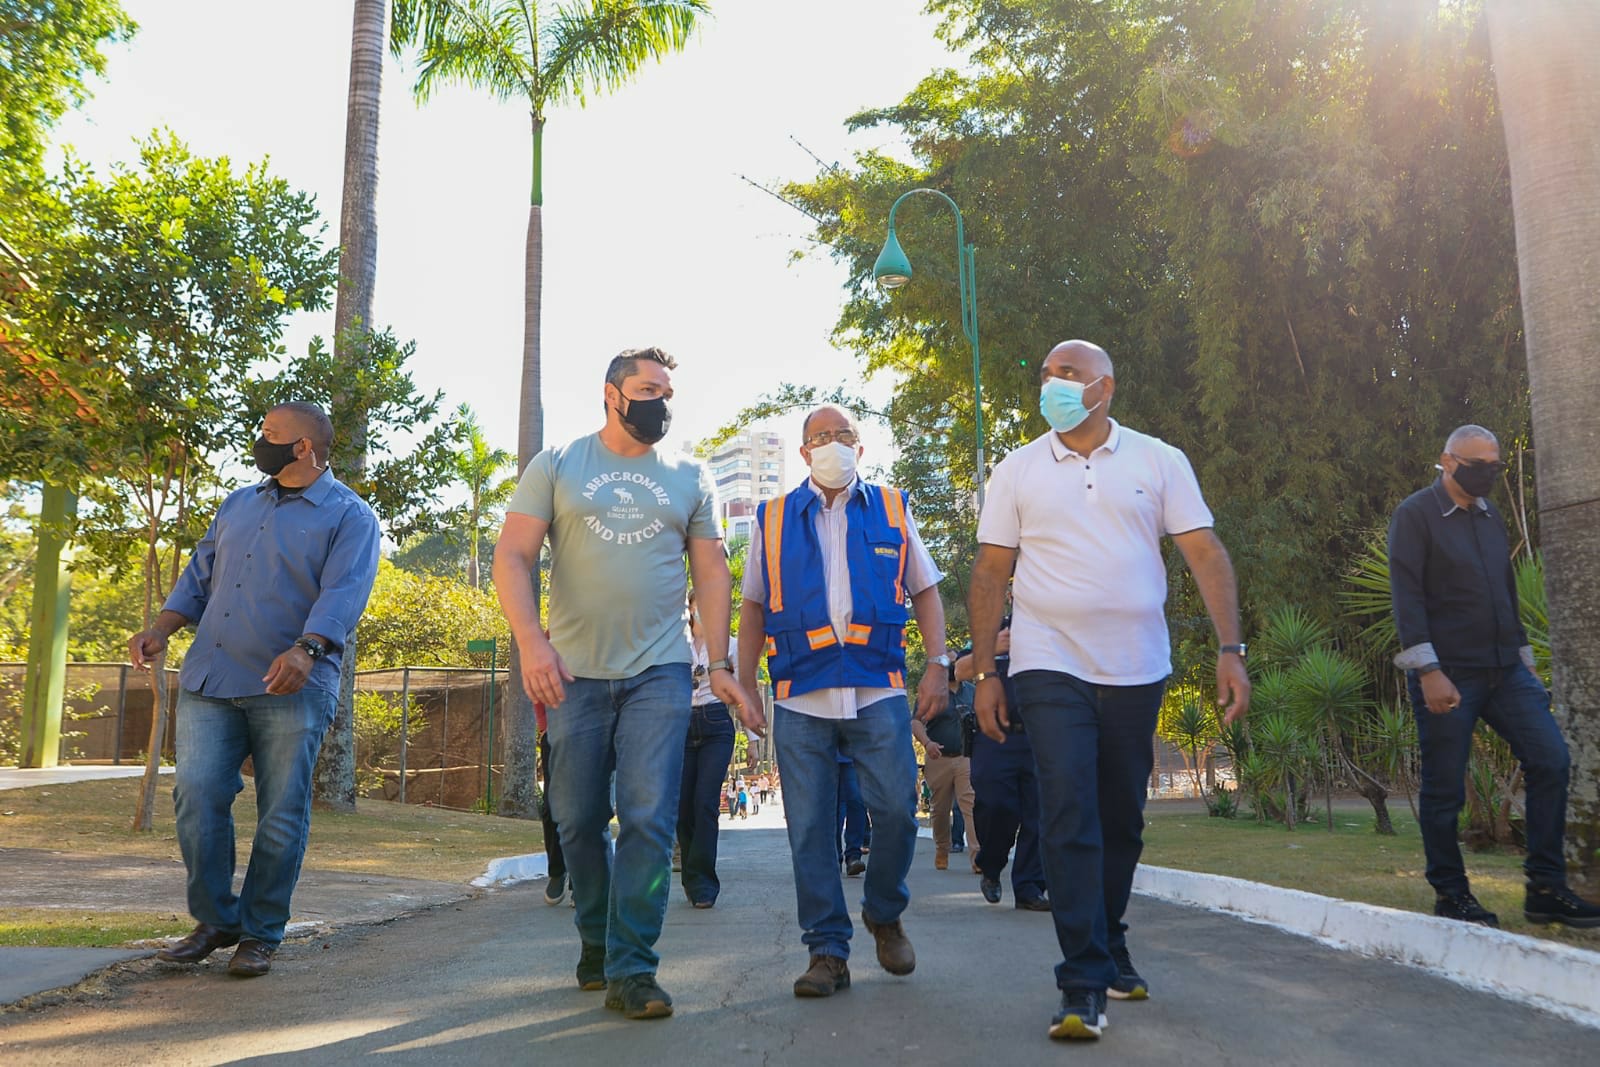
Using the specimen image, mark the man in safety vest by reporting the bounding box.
[738,404,950,999]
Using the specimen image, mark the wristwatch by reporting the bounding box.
[706,658,733,674]
[1219,643,1248,660]
[294,637,328,660]
[972,671,1000,683]
[929,654,952,670]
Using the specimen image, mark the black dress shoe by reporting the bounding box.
[228,939,275,977]
[1015,895,1052,912]
[980,877,1002,904]
[156,923,240,963]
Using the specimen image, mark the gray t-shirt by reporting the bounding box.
[506,432,720,679]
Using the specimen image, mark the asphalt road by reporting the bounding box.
[2,822,1596,1065]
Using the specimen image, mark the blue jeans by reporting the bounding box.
[837,758,869,864]
[1014,670,1165,992]
[544,663,692,980]
[1408,663,1570,894]
[173,687,337,949]
[971,728,1046,899]
[678,701,735,905]
[775,696,919,959]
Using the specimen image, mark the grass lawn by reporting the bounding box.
[1143,806,1600,950]
[0,776,545,948]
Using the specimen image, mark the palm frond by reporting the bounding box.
[1340,529,1397,649]
[396,0,537,104]
[540,0,709,110]
[1255,604,1331,666]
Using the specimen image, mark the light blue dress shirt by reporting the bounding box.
[164,472,381,698]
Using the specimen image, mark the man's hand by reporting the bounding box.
[924,740,944,760]
[994,629,1011,656]
[712,671,767,739]
[128,630,168,670]
[263,646,313,696]
[1217,653,1252,725]
[1419,669,1462,715]
[974,676,1010,742]
[914,665,947,721]
[519,635,576,708]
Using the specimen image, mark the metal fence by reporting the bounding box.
[0,662,180,765]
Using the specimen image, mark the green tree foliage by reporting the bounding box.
[355,560,511,670]
[0,0,134,191]
[447,404,516,589]
[782,0,1527,620]
[6,132,337,625]
[242,326,456,543]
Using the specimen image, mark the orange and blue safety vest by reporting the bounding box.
[757,480,911,701]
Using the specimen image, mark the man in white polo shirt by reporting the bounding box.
[968,339,1250,1043]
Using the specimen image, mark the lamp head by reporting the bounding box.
[873,228,913,290]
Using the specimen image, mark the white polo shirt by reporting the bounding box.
[977,420,1213,685]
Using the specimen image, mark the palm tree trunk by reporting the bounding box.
[1488,0,1600,889]
[315,0,388,813]
[500,113,547,819]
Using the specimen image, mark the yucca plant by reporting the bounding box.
[1251,711,1314,831]
[1358,702,1418,820]
[1160,695,1219,806]
[1288,647,1393,833]
[1255,605,1333,669]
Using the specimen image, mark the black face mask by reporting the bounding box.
[254,436,301,476]
[1451,460,1499,499]
[617,394,671,445]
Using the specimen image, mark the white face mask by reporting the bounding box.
[807,441,858,489]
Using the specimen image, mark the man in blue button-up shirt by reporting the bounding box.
[128,401,381,977]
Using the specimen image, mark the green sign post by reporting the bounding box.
[467,638,498,811]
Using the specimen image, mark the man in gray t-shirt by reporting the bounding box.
[494,347,758,1021]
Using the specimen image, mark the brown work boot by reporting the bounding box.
[156,922,240,963]
[934,849,948,871]
[862,913,915,975]
[793,954,851,997]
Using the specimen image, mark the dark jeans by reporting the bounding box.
[538,731,565,884]
[678,701,735,905]
[1014,669,1165,992]
[971,727,1046,899]
[1407,663,1571,894]
[951,801,967,849]
[837,759,869,864]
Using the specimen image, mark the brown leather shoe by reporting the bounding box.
[861,914,915,976]
[934,850,948,871]
[227,939,274,977]
[156,922,240,963]
[793,954,851,997]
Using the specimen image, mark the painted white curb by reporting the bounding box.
[1134,864,1600,1029]
[472,852,548,888]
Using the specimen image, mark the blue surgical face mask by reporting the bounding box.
[1039,375,1105,432]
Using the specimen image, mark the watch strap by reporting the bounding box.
[706,658,733,674]
[1219,643,1247,658]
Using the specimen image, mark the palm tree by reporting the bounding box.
[1488,0,1600,890]
[451,403,516,588]
[390,0,708,472]
[390,0,708,817]
[315,0,391,813]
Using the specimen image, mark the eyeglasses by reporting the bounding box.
[804,429,858,449]
[1448,453,1506,475]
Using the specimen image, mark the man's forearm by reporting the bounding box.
[1189,543,1242,646]
[910,585,947,658]
[152,609,191,637]
[967,570,1006,670]
[492,549,544,646]
[738,600,766,689]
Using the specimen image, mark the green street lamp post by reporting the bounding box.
[872,188,984,511]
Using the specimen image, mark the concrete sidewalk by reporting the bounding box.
[0,766,173,791]
[3,824,1598,1064]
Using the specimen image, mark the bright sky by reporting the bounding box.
[53,0,957,490]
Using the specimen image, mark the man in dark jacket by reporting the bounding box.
[1388,424,1599,929]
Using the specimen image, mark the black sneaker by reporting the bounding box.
[576,942,606,991]
[980,877,1002,904]
[1049,989,1107,1040]
[1525,884,1600,928]
[845,859,866,877]
[544,871,566,907]
[1015,895,1052,912]
[605,973,674,1019]
[1108,945,1148,1001]
[1434,891,1499,927]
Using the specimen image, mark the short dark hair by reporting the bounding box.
[272,401,334,458]
[606,347,678,391]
